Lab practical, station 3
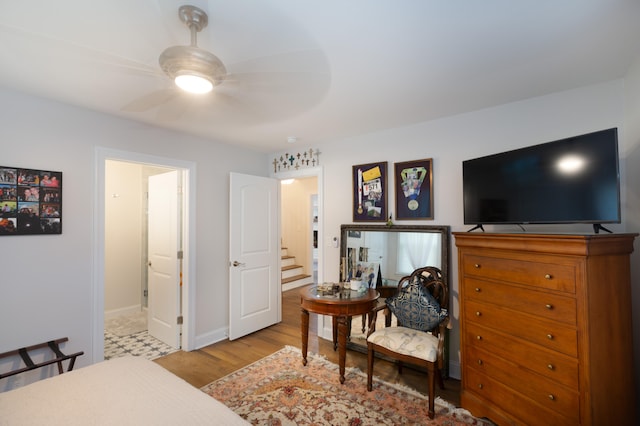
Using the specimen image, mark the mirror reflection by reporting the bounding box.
[339,224,450,354]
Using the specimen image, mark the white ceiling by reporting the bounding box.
[1,0,639,152]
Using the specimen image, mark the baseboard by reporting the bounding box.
[194,327,229,350]
[448,359,461,380]
[104,305,142,320]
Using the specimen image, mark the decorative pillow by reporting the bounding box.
[385,281,448,331]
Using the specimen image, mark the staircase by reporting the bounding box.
[281,247,314,291]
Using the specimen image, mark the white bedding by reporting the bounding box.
[0,356,248,425]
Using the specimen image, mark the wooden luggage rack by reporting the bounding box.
[0,337,84,380]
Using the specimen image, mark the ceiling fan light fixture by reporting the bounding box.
[158,5,227,94]
[175,73,213,94]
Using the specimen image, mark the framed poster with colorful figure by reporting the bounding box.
[394,158,433,220]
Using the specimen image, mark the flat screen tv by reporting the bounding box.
[462,128,620,232]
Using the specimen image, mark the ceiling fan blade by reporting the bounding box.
[121,88,180,113]
[215,48,331,120]
[0,23,161,79]
[228,49,329,75]
[155,97,191,122]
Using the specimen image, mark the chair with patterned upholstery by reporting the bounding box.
[366,266,449,419]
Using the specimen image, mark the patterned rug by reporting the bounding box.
[201,346,491,425]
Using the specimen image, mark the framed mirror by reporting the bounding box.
[339,224,450,369]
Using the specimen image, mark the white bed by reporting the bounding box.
[0,356,248,425]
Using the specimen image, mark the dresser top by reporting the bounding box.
[452,232,637,256]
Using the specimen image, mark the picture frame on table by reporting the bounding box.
[394,158,433,220]
[352,161,387,222]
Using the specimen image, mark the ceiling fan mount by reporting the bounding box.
[159,5,226,93]
[178,4,208,32]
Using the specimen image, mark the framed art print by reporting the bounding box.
[394,158,433,220]
[0,166,62,235]
[352,162,387,222]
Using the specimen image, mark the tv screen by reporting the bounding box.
[463,128,620,227]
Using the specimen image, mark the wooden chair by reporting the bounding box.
[366,266,449,419]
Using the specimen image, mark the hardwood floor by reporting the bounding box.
[154,288,461,406]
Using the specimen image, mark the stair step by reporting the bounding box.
[282,274,313,291]
[282,273,312,284]
[281,256,295,267]
[282,264,302,271]
[282,265,304,279]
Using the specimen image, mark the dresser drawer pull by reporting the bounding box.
[547,334,554,340]
[548,394,555,401]
[474,287,481,292]
[476,335,482,340]
[478,384,483,389]
[544,274,552,280]
[545,304,553,310]
[474,264,481,269]
[477,359,483,365]
[476,311,482,317]
[547,364,555,370]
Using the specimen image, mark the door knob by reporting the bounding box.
[231,260,246,267]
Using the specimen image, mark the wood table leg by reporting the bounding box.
[332,316,338,351]
[337,315,348,384]
[301,307,309,366]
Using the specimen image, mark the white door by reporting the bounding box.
[147,171,181,348]
[229,172,280,340]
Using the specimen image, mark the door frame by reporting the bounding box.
[93,147,197,362]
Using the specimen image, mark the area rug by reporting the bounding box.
[201,346,491,425]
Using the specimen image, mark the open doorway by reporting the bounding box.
[275,165,323,290]
[103,161,179,359]
[280,176,318,291]
[93,148,196,363]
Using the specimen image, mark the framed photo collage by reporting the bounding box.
[0,166,62,235]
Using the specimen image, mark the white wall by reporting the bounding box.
[283,79,632,379]
[0,88,268,390]
[1,73,637,390]
[623,55,640,406]
[104,160,143,316]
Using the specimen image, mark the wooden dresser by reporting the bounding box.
[453,232,637,426]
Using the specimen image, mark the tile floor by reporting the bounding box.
[104,330,178,360]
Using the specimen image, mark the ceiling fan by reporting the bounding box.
[122,3,331,121]
[158,5,226,95]
[0,2,330,123]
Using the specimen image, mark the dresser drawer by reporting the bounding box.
[465,344,579,417]
[464,300,578,357]
[463,277,577,325]
[464,367,578,426]
[461,253,577,293]
[464,322,578,388]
